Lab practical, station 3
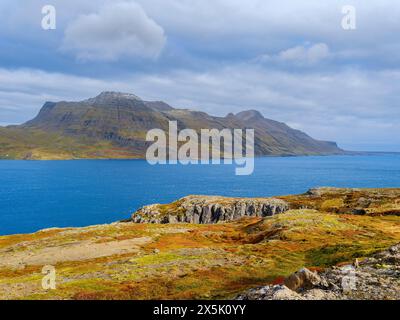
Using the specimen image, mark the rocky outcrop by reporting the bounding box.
[237,243,400,300]
[283,187,400,216]
[131,195,289,224]
[129,187,400,225]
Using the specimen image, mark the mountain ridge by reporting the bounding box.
[0,91,344,160]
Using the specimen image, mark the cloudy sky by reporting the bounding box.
[0,0,399,151]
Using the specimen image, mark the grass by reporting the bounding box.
[0,127,143,160]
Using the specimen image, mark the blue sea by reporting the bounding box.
[1,155,400,236]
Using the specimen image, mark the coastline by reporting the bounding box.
[0,187,399,300]
[2,151,399,161]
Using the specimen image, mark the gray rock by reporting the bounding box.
[131,195,289,224]
[236,285,303,300]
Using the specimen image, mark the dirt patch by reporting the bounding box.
[0,237,151,268]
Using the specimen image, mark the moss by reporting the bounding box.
[132,252,196,266]
[305,243,390,266]
[157,200,186,218]
[320,198,345,211]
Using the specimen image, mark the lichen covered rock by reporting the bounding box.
[131,195,289,224]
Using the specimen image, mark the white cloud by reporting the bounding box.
[61,1,166,61]
[2,0,400,67]
[280,43,330,65]
[258,43,330,66]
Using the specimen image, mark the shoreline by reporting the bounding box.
[2,186,400,237]
[1,151,399,161]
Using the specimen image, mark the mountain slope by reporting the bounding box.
[0,91,343,159]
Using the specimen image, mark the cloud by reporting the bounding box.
[2,0,400,69]
[61,1,166,61]
[279,43,330,65]
[258,43,330,66]
[134,0,400,68]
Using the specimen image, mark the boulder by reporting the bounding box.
[236,285,303,300]
[284,268,328,292]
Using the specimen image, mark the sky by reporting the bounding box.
[0,0,399,151]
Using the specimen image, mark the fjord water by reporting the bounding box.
[1,155,400,235]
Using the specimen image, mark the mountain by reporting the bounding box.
[0,91,343,159]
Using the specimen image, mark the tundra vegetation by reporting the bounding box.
[0,188,399,300]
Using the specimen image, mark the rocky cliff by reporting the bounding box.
[131,195,289,224]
